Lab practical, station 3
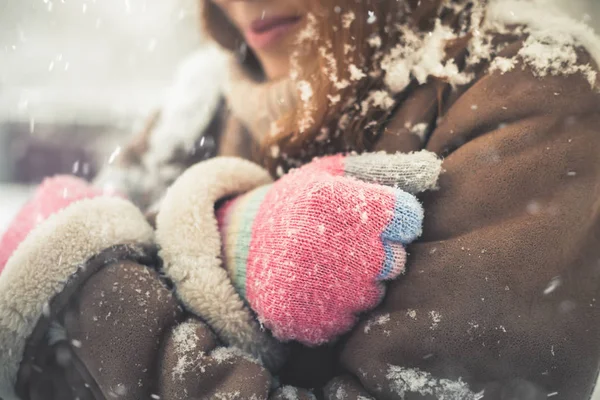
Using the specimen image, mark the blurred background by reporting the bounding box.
[0,0,201,228]
[0,0,598,230]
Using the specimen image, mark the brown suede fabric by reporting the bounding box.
[324,376,375,400]
[336,40,600,400]
[158,319,272,400]
[192,36,600,399]
[85,8,600,399]
[15,244,157,400]
[277,343,337,391]
[61,260,182,399]
[15,246,274,400]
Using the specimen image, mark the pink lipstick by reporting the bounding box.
[246,15,302,49]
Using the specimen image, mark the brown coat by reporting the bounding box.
[0,196,277,400]
[67,4,600,400]
[17,249,276,400]
[175,36,600,400]
[336,34,600,400]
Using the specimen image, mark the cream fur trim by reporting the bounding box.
[156,157,287,371]
[0,197,154,400]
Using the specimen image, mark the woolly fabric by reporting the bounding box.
[217,151,442,345]
[155,157,288,371]
[0,196,154,400]
[342,151,443,194]
[223,58,297,141]
[217,185,272,298]
[0,176,108,273]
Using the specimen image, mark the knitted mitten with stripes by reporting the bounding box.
[216,151,441,345]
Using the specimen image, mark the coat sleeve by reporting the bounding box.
[338,42,600,400]
[18,257,274,400]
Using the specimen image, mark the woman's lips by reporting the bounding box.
[245,15,302,49]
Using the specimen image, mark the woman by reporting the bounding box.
[1,0,600,398]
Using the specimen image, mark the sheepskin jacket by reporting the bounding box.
[7,0,600,399]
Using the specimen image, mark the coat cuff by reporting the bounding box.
[0,197,154,400]
[155,157,288,371]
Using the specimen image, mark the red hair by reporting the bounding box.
[201,0,450,173]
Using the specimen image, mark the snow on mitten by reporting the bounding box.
[216,152,439,345]
[155,151,441,358]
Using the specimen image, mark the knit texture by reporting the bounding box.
[217,185,271,298]
[0,175,106,274]
[343,151,442,194]
[217,152,436,345]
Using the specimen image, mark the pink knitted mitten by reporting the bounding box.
[217,151,441,345]
[0,175,106,273]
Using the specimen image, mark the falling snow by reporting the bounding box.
[544,276,562,295]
